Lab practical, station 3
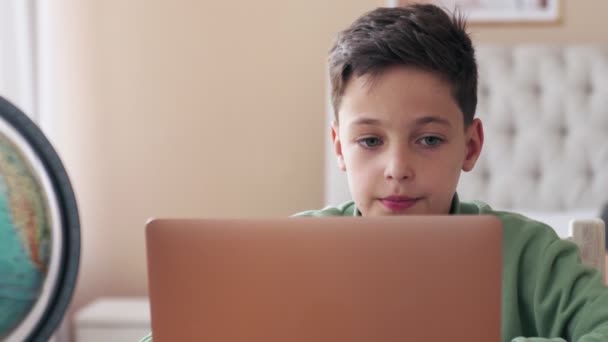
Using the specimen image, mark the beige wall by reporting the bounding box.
[51,0,608,318]
[470,1,608,44]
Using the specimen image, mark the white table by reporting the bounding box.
[74,297,150,342]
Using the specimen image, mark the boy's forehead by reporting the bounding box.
[338,67,463,128]
[345,67,451,97]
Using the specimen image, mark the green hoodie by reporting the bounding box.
[141,195,608,342]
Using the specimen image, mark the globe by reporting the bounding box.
[0,97,80,341]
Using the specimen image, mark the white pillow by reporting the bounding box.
[511,208,600,238]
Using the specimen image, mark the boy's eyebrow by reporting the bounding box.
[414,116,452,127]
[349,116,452,127]
[350,117,382,126]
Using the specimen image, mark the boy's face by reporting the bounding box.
[332,67,483,216]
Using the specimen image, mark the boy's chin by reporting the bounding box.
[364,201,424,216]
[361,199,448,216]
[364,210,417,217]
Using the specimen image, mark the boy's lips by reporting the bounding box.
[379,196,420,211]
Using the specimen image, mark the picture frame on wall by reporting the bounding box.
[386,0,561,24]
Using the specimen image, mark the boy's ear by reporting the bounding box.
[462,118,484,172]
[331,121,346,171]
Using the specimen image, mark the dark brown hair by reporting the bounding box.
[328,4,477,126]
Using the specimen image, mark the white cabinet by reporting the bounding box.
[74,297,150,342]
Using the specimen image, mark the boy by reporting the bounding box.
[297,4,608,342]
[142,4,608,342]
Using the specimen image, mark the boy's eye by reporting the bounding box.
[357,137,383,148]
[419,136,444,147]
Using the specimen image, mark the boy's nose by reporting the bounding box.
[383,150,414,181]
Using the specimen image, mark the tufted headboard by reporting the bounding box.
[324,46,608,227]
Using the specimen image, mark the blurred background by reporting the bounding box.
[2,0,608,340]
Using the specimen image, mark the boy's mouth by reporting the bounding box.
[379,196,420,212]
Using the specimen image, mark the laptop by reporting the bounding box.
[145,216,502,341]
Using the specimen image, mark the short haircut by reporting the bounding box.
[328,4,478,126]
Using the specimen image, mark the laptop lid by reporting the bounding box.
[146,216,501,341]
